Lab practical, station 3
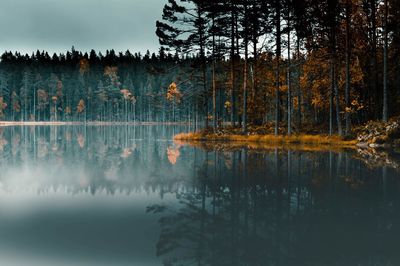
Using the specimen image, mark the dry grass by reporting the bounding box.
[174,132,357,147]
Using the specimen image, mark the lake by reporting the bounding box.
[0,126,398,266]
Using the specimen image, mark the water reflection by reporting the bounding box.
[0,126,191,194]
[0,126,398,266]
[149,148,400,266]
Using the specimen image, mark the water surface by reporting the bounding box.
[0,126,398,266]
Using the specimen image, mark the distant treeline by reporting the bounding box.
[0,47,206,123]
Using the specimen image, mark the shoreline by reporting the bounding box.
[174,132,358,147]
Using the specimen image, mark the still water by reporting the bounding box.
[0,126,398,266]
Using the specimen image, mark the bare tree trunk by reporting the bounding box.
[345,0,351,134]
[383,0,388,122]
[212,14,217,130]
[242,2,248,134]
[275,0,281,136]
[287,17,292,136]
[329,60,334,136]
[371,0,378,119]
[230,2,236,126]
[334,64,343,136]
[296,36,302,129]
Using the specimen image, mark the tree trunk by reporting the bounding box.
[212,14,217,130]
[345,0,351,134]
[330,60,334,136]
[242,3,248,134]
[287,17,292,136]
[230,3,236,126]
[334,65,343,136]
[275,0,281,136]
[383,0,388,122]
[371,0,378,119]
[296,36,302,129]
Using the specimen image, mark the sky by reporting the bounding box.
[0,0,165,55]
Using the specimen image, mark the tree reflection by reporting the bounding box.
[0,125,192,194]
[0,126,399,265]
[149,148,400,266]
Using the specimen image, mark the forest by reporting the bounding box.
[0,0,399,137]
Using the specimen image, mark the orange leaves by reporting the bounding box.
[311,95,324,109]
[77,99,85,113]
[167,145,181,165]
[120,88,136,103]
[166,82,182,103]
[79,58,90,76]
[104,66,120,88]
[77,133,85,148]
[120,89,131,100]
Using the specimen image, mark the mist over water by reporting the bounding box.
[0,125,398,265]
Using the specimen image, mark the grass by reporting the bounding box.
[174,132,357,147]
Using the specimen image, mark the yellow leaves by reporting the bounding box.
[166,82,182,103]
[65,106,72,114]
[77,99,85,113]
[224,101,231,111]
[311,95,323,109]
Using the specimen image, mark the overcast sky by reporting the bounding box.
[0,0,165,55]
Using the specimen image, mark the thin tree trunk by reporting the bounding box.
[275,0,281,136]
[383,0,388,122]
[287,17,292,136]
[345,0,351,134]
[330,60,334,136]
[334,65,343,136]
[296,36,302,129]
[212,14,217,130]
[230,3,236,126]
[242,2,248,134]
[371,0,378,119]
